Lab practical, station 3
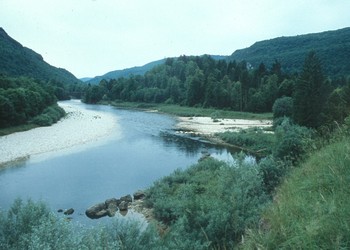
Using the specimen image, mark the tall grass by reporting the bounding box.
[242,137,350,249]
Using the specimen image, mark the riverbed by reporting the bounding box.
[0,100,234,224]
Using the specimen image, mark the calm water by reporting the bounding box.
[0,101,234,223]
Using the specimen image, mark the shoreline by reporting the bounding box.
[0,100,120,167]
[176,116,272,135]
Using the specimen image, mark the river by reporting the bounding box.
[0,101,234,224]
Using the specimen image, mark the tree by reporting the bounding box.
[186,68,205,106]
[293,51,330,128]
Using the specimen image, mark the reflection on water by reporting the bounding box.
[0,101,236,224]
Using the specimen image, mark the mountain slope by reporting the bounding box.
[87,59,166,84]
[229,27,350,77]
[0,27,80,84]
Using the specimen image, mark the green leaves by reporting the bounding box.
[146,157,269,248]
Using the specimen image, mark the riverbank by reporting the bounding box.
[176,116,272,135]
[0,100,119,167]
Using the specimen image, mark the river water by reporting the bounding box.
[0,101,234,224]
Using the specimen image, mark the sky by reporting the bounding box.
[1,0,349,78]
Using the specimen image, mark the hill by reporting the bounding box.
[87,55,227,84]
[86,59,166,84]
[0,27,80,84]
[229,27,350,78]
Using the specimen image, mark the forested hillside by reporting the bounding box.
[229,27,350,78]
[0,28,80,85]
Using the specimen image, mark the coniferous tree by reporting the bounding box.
[293,51,330,128]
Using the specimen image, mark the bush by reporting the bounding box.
[272,96,293,119]
[145,157,269,248]
[218,128,275,156]
[31,113,53,126]
[273,117,313,163]
[31,105,65,126]
[0,199,159,249]
[258,156,290,194]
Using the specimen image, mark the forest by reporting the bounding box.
[84,52,350,129]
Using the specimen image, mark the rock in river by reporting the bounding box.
[120,194,132,203]
[85,202,107,219]
[64,208,74,215]
[133,190,146,200]
[119,201,129,211]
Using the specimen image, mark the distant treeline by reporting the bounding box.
[83,53,350,129]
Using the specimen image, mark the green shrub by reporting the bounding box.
[31,105,65,126]
[258,156,290,194]
[0,199,159,250]
[273,117,313,163]
[218,128,275,156]
[146,157,269,248]
[272,96,293,119]
[31,113,54,126]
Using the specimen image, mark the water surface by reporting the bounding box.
[0,101,234,223]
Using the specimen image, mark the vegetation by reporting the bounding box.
[84,52,350,131]
[0,199,160,250]
[0,28,90,132]
[217,128,275,156]
[110,101,272,120]
[243,130,350,249]
[87,59,166,84]
[0,76,66,129]
[144,157,270,249]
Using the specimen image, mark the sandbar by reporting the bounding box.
[0,100,119,166]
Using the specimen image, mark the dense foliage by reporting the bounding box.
[0,76,65,128]
[84,52,350,130]
[84,55,285,113]
[0,199,160,250]
[144,157,269,249]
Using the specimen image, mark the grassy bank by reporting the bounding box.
[242,136,350,249]
[108,101,273,120]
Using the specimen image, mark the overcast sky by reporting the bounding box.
[1,0,349,78]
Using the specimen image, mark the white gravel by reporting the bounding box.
[0,100,120,166]
[176,116,272,135]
